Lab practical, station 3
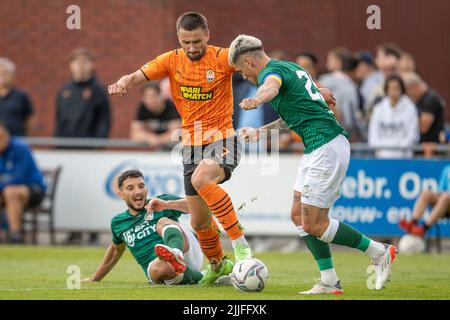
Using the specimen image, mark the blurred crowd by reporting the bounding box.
[0,44,448,158]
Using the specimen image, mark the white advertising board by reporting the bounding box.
[34,150,298,236]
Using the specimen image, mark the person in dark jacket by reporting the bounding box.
[55,48,111,139]
[0,57,35,136]
[55,48,111,245]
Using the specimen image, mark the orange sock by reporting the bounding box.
[198,183,244,240]
[195,217,224,262]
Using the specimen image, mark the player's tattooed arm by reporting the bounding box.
[239,118,290,142]
[240,77,281,110]
[259,118,290,139]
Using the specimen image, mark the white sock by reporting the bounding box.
[231,235,249,249]
[321,268,339,286]
[297,226,308,237]
[164,273,184,285]
[365,240,386,260]
[319,218,339,243]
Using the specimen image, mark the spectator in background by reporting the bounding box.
[399,52,416,74]
[55,48,111,245]
[354,51,378,115]
[295,52,319,81]
[130,82,181,150]
[55,48,111,140]
[402,72,445,146]
[0,123,46,244]
[368,75,419,159]
[319,47,365,141]
[399,164,450,238]
[0,58,34,136]
[366,43,402,112]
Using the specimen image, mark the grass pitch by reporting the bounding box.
[0,245,449,300]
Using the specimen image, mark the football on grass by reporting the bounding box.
[230,258,269,292]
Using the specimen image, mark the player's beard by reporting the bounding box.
[186,49,205,61]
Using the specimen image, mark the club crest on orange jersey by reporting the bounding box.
[206,69,215,82]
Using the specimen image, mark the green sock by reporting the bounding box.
[181,267,203,284]
[163,225,184,251]
[331,222,370,252]
[302,235,334,271]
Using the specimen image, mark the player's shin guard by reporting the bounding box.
[298,226,339,286]
[198,183,243,240]
[319,218,385,259]
[195,216,224,262]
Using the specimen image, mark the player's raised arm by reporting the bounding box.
[108,70,147,97]
[146,198,190,214]
[83,242,126,282]
[240,77,281,110]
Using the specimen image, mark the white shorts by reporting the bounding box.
[147,224,203,281]
[294,134,350,208]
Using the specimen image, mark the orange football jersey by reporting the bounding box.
[140,45,235,146]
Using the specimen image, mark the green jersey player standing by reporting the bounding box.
[228,35,397,294]
[83,170,204,285]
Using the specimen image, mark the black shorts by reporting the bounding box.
[27,184,46,207]
[182,135,241,196]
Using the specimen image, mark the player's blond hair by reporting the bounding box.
[228,35,264,66]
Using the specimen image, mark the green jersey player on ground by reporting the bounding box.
[228,35,397,294]
[83,170,204,285]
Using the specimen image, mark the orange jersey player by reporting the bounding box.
[140,45,234,147]
[108,12,253,285]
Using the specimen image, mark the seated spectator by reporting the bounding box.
[0,122,46,244]
[399,164,450,237]
[368,75,419,158]
[402,72,445,146]
[0,57,35,136]
[55,48,111,140]
[130,82,181,149]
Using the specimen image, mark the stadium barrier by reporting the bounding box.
[26,137,450,238]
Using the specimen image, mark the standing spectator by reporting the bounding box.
[0,58,34,136]
[295,52,319,81]
[130,82,181,149]
[320,48,364,141]
[0,123,46,244]
[55,48,111,140]
[366,43,402,112]
[402,72,445,144]
[355,51,378,114]
[55,48,111,245]
[399,52,416,74]
[368,75,419,158]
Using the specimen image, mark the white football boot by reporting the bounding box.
[299,280,344,295]
[373,244,397,290]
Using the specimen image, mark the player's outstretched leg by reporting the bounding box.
[192,159,252,261]
[305,209,397,290]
